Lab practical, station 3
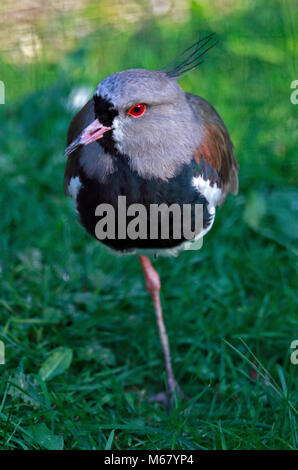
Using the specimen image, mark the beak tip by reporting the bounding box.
[64,139,80,157]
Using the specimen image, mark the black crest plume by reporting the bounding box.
[162,33,218,78]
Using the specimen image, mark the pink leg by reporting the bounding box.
[139,255,182,406]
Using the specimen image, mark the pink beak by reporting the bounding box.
[64,119,112,156]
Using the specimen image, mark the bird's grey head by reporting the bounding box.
[92,69,204,179]
[64,34,217,180]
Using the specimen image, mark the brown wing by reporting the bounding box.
[64,99,94,195]
[186,93,239,205]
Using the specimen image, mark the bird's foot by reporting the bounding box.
[146,382,186,411]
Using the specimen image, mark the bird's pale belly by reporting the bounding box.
[75,158,213,254]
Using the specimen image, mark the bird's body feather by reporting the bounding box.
[187,93,238,205]
[64,69,238,256]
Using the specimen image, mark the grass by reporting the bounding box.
[0,0,297,450]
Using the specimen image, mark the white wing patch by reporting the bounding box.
[192,176,222,209]
[68,176,83,200]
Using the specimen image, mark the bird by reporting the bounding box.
[64,34,239,408]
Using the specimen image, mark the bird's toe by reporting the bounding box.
[145,383,186,412]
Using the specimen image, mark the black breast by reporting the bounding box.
[76,156,212,252]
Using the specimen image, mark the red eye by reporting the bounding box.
[127,103,146,118]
